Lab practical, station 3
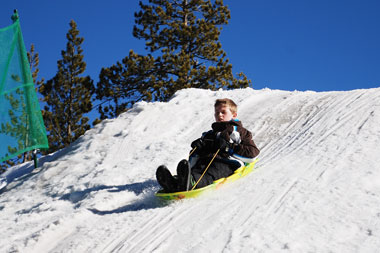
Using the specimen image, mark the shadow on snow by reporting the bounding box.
[58,179,169,214]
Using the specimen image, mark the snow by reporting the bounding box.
[1,87,380,252]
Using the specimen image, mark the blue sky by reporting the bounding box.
[1,0,379,92]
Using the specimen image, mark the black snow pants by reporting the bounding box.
[190,157,241,189]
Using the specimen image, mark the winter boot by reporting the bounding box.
[156,165,178,193]
[177,159,192,191]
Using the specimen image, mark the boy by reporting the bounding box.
[156,98,260,192]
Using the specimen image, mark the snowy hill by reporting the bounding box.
[1,87,380,252]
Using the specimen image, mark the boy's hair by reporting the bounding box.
[214,98,238,114]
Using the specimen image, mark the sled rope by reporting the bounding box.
[189,147,197,158]
[191,149,220,191]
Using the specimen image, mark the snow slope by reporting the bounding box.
[1,87,380,252]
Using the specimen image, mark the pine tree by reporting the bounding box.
[28,44,44,92]
[39,20,94,153]
[95,0,251,120]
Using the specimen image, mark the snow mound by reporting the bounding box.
[1,87,380,252]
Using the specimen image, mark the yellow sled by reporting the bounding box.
[155,159,258,201]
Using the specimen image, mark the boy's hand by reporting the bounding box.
[214,137,231,154]
[219,129,230,142]
[191,138,215,156]
[191,138,213,150]
[212,122,234,133]
[191,138,205,150]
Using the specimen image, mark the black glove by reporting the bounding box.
[219,129,230,142]
[191,138,205,150]
[212,122,230,132]
[214,137,231,153]
[191,137,215,156]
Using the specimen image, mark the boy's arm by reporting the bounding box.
[190,130,215,155]
[233,129,260,158]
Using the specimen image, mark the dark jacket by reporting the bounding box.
[189,120,260,188]
[192,120,259,160]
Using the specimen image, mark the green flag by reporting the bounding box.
[0,12,48,163]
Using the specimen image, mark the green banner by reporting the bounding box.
[0,14,48,163]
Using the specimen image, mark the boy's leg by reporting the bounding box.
[191,170,214,189]
[191,160,235,189]
[176,159,216,191]
[190,162,215,189]
[206,161,235,181]
[156,165,178,192]
[177,159,192,191]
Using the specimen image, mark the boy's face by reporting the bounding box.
[214,104,237,122]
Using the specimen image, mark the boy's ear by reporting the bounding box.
[233,112,237,118]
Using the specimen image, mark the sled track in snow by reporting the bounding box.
[100,89,380,252]
[86,89,380,252]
